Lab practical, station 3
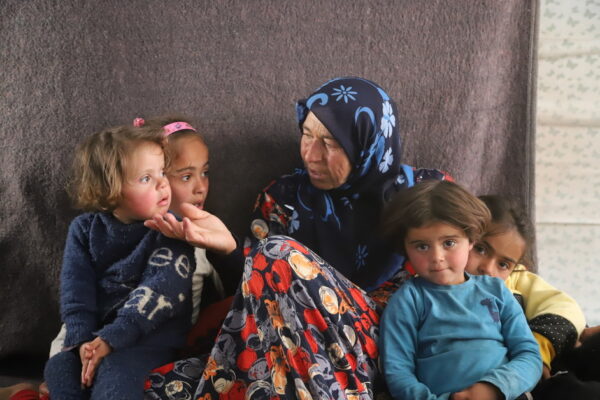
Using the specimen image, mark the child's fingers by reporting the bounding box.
[90,337,105,349]
[84,361,96,385]
[84,342,112,387]
[82,346,94,359]
[85,341,99,350]
[84,351,99,386]
[81,358,89,385]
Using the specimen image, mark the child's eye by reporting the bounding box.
[140,175,150,183]
[416,243,429,251]
[473,243,487,255]
[182,175,191,182]
[202,170,209,178]
[499,261,513,270]
[443,239,456,248]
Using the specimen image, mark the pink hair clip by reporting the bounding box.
[133,117,145,127]
[163,121,196,137]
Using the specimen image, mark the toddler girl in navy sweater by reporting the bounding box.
[44,124,195,400]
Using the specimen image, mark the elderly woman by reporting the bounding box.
[145,77,449,399]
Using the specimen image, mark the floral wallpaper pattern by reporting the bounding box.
[536,0,600,325]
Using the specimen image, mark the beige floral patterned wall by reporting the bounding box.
[536,0,600,325]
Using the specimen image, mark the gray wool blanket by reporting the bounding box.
[0,0,538,378]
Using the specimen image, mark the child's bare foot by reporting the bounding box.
[0,383,37,400]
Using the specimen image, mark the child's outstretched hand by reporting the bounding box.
[451,382,503,400]
[80,337,112,387]
[145,203,236,254]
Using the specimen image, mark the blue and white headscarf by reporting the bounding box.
[296,76,407,201]
[275,77,445,290]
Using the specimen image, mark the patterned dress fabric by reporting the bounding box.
[145,236,389,399]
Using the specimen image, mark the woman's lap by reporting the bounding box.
[145,235,386,399]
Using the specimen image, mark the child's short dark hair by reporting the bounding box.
[381,180,491,254]
[68,125,165,212]
[478,195,535,268]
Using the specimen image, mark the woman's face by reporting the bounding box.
[465,225,526,281]
[300,112,352,190]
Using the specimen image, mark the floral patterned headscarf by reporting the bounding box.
[279,77,421,290]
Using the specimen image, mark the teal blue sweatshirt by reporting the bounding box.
[379,274,542,400]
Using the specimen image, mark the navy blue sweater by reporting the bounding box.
[60,212,196,350]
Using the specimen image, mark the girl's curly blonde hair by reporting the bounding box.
[68,125,165,212]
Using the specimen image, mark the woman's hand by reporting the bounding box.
[145,212,185,240]
[451,382,502,400]
[80,337,112,387]
[145,203,237,254]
